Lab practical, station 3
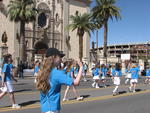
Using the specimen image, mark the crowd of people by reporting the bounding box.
[0,48,150,113]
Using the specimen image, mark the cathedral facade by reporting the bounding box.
[0,0,90,64]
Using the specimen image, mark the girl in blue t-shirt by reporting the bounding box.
[129,64,139,93]
[92,64,100,88]
[111,63,122,96]
[125,64,132,85]
[100,64,107,87]
[34,60,40,83]
[0,54,20,109]
[36,48,83,113]
[63,60,83,101]
[145,66,150,84]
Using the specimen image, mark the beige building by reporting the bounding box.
[0,0,90,65]
[90,42,150,64]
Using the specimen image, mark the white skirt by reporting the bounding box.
[130,79,138,84]
[1,81,14,93]
[44,110,60,113]
[101,76,105,80]
[113,77,120,85]
[126,73,131,78]
[93,76,100,80]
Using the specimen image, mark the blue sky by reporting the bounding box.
[90,0,150,47]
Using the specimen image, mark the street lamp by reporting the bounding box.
[92,41,97,61]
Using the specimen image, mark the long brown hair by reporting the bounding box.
[36,56,55,94]
[65,59,74,73]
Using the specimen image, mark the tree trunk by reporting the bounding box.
[96,30,98,61]
[20,21,25,62]
[103,21,108,59]
[96,30,98,49]
[79,35,83,61]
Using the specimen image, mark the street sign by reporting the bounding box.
[121,54,130,60]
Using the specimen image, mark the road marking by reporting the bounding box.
[0,89,150,112]
[14,83,147,95]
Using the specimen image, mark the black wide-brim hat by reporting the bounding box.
[45,48,65,58]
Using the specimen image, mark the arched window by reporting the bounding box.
[38,13,47,28]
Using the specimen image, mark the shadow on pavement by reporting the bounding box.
[80,94,90,98]
[118,91,127,94]
[135,89,142,92]
[20,100,40,107]
[14,89,32,93]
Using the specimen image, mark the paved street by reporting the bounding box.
[0,76,150,113]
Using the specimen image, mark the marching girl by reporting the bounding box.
[145,66,150,84]
[110,65,115,81]
[92,64,100,88]
[0,54,20,109]
[129,64,139,93]
[100,64,107,88]
[36,48,83,113]
[112,63,122,96]
[125,64,132,85]
[34,60,40,83]
[62,60,83,101]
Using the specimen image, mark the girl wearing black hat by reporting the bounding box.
[36,48,83,113]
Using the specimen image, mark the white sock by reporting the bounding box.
[113,86,119,93]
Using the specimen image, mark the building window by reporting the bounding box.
[38,13,47,28]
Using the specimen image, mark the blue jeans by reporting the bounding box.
[18,72,24,78]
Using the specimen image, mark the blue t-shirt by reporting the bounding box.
[101,68,107,77]
[2,63,12,82]
[34,66,39,73]
[93,68,100,76]
[83,64,88,70]
[66,68,74,78]
[9,64,13,71]
[112,69,122,77]
[146,69,150,76]
[130,67,139,79]
[40,68,73,112]
[74,67,79,75]
[125,68,128,73]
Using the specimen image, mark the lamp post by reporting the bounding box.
[92,41,97,61]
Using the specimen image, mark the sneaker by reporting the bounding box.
[83,79,87,82]
[104,85,107,88]
[128,87,132,92]
[76,96,83,101]
[12,104,21,109]
[92,83,95,88]
[113,92,117,96]
[62,98,69,101]
[95,86,100,88]
[133,90,136,93]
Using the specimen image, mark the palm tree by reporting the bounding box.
[66,12,94,61]
[92,17,103,49]
[8,0,37,62]
[91,17,103,61]
[92,0,121,59]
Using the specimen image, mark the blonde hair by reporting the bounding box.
[36,56,55,94]
[132,63,137,68]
